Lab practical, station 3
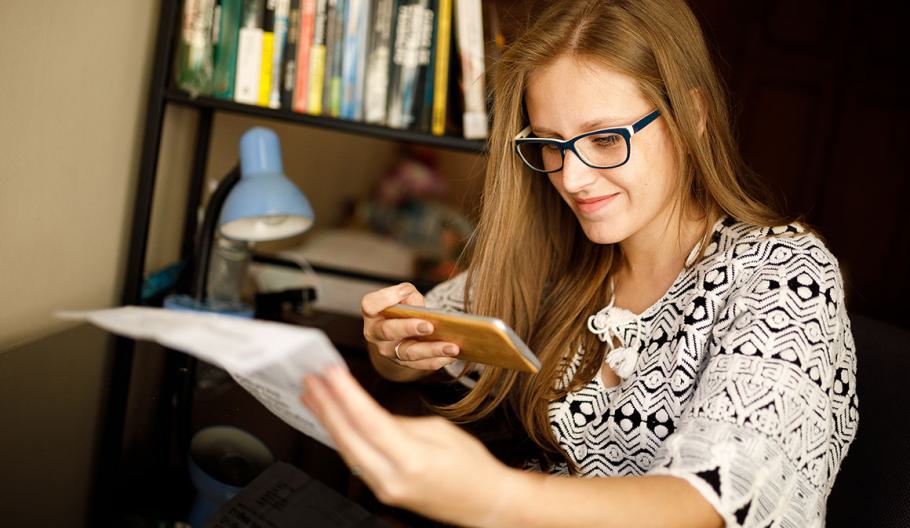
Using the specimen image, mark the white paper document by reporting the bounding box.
[58,306,342,449]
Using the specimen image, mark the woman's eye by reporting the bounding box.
[592,135,621,148]
[541,143,560,152]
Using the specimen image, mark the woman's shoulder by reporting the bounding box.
[423,271,470,313]
[688,215,846,317]
[709,216,842,279]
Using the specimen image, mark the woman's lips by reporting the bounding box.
[575,193,619,214]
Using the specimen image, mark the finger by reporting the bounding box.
[392,340,459,362]
[369,317,435,343]
[321,366,413,462]
[300,375,393,479]
[361,282,424,317]
[396,356,458,371]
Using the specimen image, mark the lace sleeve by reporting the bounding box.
[646,236,859,527]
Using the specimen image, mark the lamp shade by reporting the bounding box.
[219,127,314,241]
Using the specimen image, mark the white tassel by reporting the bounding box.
[586,277,645,380]
[605,346,639,379]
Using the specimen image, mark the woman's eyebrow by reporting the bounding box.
[531,116,628,137]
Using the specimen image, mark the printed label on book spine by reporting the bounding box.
[234,27,264,104]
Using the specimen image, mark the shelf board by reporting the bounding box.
[165,90,488,154]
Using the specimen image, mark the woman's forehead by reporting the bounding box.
[525,56,649,136]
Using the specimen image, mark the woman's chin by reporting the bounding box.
[578,220,626,245]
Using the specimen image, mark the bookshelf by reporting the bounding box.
[165,89,485,152]
[96,0,498,523]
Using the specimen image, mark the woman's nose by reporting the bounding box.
[560,150,597,192]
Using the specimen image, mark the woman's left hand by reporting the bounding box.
[300,366,521,527]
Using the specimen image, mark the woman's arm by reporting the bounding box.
[492,468,723,528]
[301,366,723,528]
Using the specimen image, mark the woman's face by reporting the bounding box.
[524,55,680,246]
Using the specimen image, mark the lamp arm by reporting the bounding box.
[192,163,242,301]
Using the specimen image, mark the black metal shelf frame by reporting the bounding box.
[165,90,487,154]
[93,0,488,524]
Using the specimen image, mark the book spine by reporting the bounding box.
[257,0,277,106]
[387,0,428,130]
[327,0,347,117]
[454,0,487,138]
[268,0,291,108]
[364,0,395,125]
[413,0,437,132]
[385,0,405,128]
[306,0,329,113]
[292,0,317,111]
[430,0,450,135]
[280,0,300,109]
[340,0,370,120]
[234,0,265,104]
[175,0,216,96]
[321,0,338,114]
[212,0,243,99]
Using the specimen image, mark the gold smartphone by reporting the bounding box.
[380,304,540,373]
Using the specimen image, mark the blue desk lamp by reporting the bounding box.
[166,127,314,316]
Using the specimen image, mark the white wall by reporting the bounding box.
[0,2,162,525]
[0,1,160,348]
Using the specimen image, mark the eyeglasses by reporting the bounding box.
[513,109,661,173]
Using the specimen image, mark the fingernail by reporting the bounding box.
[398,284,411,297]
[418,322,433,334]
[444,345,458,356]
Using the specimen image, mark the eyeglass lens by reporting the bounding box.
[518,132,628,172]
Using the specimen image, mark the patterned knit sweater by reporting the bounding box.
[423,215,858,527]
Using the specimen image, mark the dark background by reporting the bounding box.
[693,0,907,330]
[498,0,908,329]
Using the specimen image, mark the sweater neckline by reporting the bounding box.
[604,214,729,321]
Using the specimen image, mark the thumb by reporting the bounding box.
[398,282,426,307]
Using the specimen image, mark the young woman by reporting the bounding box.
[300,1,858,526]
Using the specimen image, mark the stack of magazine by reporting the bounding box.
[175,0,504,139]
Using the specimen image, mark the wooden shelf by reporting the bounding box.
[165,89,488,154]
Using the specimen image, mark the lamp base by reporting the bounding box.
[164,294,254,319]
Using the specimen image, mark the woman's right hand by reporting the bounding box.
[361,282,460,373]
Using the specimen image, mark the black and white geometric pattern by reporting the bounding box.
[424,215,858,528]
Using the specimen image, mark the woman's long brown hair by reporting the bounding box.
[435,0,805,472]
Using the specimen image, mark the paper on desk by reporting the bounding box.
[57,306,341,449]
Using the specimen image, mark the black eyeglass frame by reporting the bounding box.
[513,109,662,174]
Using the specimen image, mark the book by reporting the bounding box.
[257,0,277,106]
[430,0,451,135]
[326,0,347,117]
[306,0,330,113]
[279,0,301,109]
[364,0,396,125]
[321,0,339,114]
[453,0,488,138]
[267,0,291,108]
[234,0,265,104]
[413,0,438,133]
[175,0,216,96]
[340,0,372,120]
[386,0,430,130]
[291,0,316,111]
[212,0,244,99]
